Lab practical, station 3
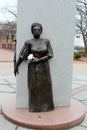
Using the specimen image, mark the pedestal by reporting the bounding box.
[2,98,85,130]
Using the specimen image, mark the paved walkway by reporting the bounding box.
[0,48,14,62]
[0,48,87,129]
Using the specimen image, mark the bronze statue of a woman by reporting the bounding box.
[14,23,54,112]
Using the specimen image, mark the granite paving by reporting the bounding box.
[0,115,17,130]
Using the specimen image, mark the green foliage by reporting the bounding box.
[74,53,81,59]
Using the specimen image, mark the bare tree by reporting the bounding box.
[76,0,87,53]
[0,6,17,41]
[0,22,16,44]
[7,7,17,18]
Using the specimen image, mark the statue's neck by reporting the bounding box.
[34,35,40,39]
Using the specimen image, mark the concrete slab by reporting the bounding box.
[72,91,87,101]
[80,113,87,127]
[73,74,87,81]
[72,84,84,89]
[18,126,33,130]
[0,62,14,76]
[0,49,14,62]
[0,93,16,105]
[83,105,87,113]
[72,81,87,86]
[10,85,16,89]
[73,64,87,73]
[0,79,9,85]
[0,85,16,92]
[82,100,87,105]
[0,115,16,130]
[70,126,87,130]
[5,78,16,85]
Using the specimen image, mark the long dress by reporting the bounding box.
[19,38,54,112]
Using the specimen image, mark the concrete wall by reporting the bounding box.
[17,0,76,108]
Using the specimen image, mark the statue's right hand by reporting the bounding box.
[14,66,19,76]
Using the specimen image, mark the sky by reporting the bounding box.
[0,0,17,22]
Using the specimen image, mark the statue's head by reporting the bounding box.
[31,23,43,35]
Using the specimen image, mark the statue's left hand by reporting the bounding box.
[32,58,39,63]
[14,66,19,76]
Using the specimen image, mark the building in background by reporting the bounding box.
[0,22,16,50]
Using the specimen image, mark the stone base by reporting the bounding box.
[2,98,85,130]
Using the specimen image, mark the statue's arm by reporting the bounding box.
[14,57,23,76]
[14,41,30,76]
[46,40,53,58]
[39,40,53,62]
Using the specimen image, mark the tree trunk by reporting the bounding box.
[84,41,87,54]
[82,32,87,54]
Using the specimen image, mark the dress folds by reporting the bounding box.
[19,38,54,112]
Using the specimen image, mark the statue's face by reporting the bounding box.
[32,26,42,36]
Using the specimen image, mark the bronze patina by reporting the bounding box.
[14,23,54,112]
